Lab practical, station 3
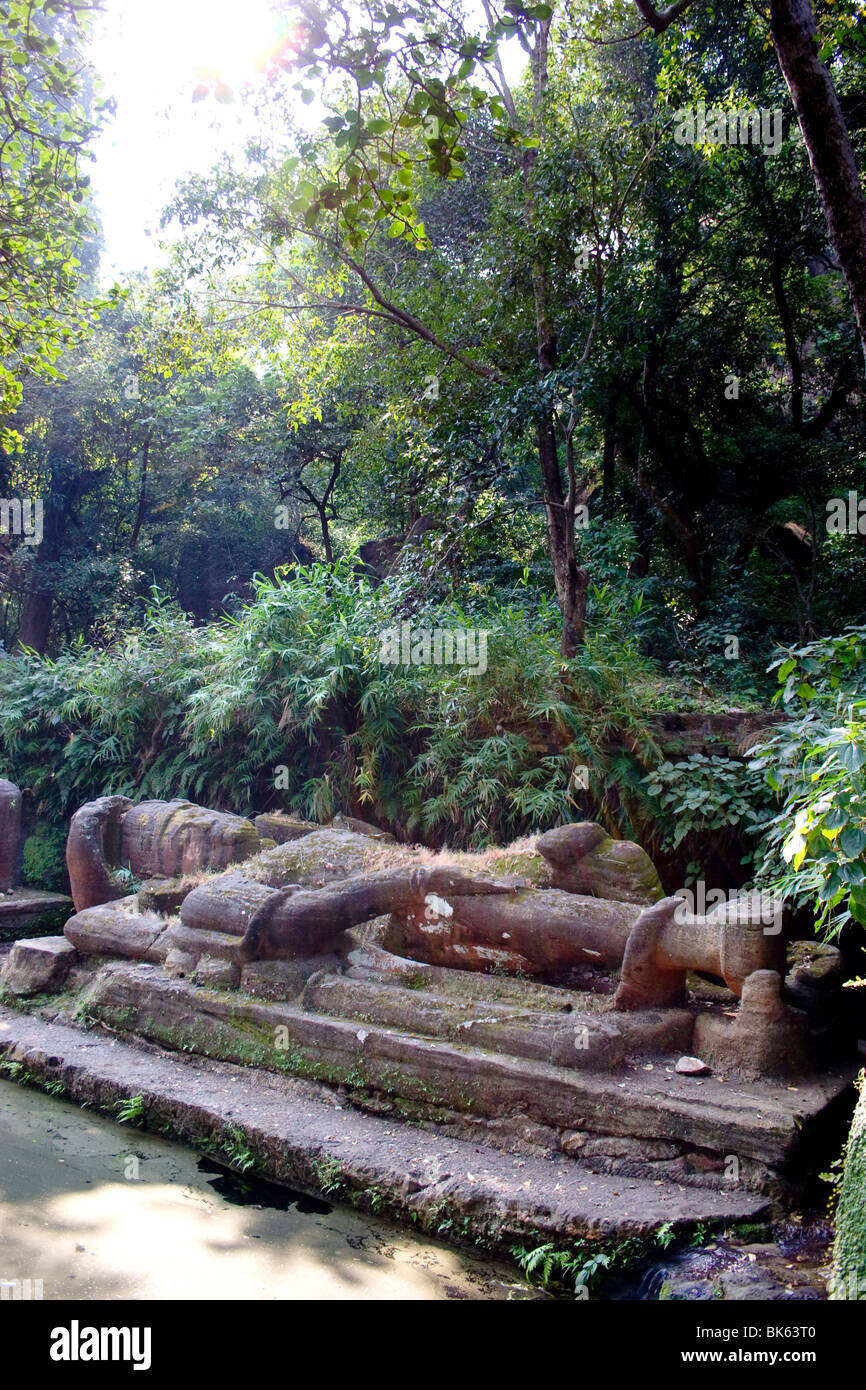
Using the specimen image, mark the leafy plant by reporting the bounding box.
[655,1222,676,1250]
[222,1125,256,1173]
[642,753,776,879]
[512,1240,611,1294]
[115,1094,145,1126]
[751,627,866,938]
[0,563,658,850]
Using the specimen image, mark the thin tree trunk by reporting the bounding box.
[129,440,149,551]
[635,0,866,355]
[769,0,866,358]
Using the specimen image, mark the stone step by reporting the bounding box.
[0,1004,771,1254]
[303,970,691,1072]
[76,961,856,1168]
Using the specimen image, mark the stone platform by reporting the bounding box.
[0,888,73,940]
[11,950,855,1202]
[1,801,859,1254]
[0,1005,772,1256]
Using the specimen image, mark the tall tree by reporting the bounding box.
[170,0,656,654]
[630,0,866,356]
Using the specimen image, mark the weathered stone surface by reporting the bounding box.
[0,778,22,891]
[76,961,853,1168]
[180,871,280,937]
[786,940,845,991]
[330,814,396,842]
[138,876,203,917]
[253,813,318,845]
[615,895,785,1010]
[345,943,435,987]
[240,957,343,1001]
[693,971,812,1080]
[120,800,260,879]
[536,822,664,904]
[301,971,628,1071]
[243,828,414,888]
[239,866,518,961]
[64,904,169,964]
[66,796,262,913]
[709,896,786,994]
[612,1009,695,1055]
[0,935,76,997]
[0,888,72,939]
[0,1002,772,1254]
[784,940,845,1017]
[193,955,241,990]
[386,887,638,978]
[160,921,245,964]
[163,948,198,979]
[562,1132,687,1168]
[66,795,133,911]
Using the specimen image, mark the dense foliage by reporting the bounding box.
[0,0,864,917]
[0,561,667,848]
[753,627,866,938]
[0,0,109,431]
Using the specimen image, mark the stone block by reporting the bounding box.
[536,822,663,904]
[1,936,77,997]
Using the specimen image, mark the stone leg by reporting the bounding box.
[693,970,813,1079]
[614,898,689,1010]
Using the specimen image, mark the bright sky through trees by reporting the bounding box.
[88,0,527,282]
[89,0,286,280]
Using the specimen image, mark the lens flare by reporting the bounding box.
[189,8,305,98]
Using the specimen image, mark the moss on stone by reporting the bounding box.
[831,1071,866,1299]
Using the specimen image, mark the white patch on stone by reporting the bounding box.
[452,944,516,966]
[356,1029,368,1044]
[418,918,447,934]
[423,893,453,920]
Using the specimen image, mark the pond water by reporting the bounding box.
[0,1079,538,1301]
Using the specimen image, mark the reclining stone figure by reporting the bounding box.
[0,778,22,892]
[52,801,819,1079]
[66,796,262,911]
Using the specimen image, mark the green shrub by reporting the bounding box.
[751,627,866,938]
[830,1071,866,1300]
[642,753,776,880]
[21,825,68,893]
[0,564,660,849]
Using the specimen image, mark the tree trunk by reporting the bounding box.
[536,417,587,657]
[769,1,866,355]
[129,440,149,551]
[634,0,866,355]
[14,587,53,654]
[13,496,63,653]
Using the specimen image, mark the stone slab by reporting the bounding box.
[0,889,73,938]
[0,936,77,996]
[0,1004,771,1253]
[77,962,856,1168]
